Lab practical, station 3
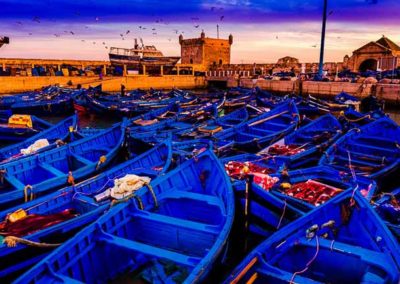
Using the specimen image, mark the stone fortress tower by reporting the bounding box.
[179,31,233,70]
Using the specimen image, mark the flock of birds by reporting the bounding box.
[12,6,228,50]
[11,0,379,51]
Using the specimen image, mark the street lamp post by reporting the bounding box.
[318,0,328,80]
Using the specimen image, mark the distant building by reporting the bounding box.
[179,31,233,69]
[276,56,300,67]
[345,36,400,72]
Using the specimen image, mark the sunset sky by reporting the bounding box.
[1,0,400,63]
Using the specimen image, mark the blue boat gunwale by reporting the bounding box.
[0,141,173,280]
[225,189,400,284]
[270,165,377,213]
[14,149,235,284]
[319,116,400,179]
[0,114,78,163]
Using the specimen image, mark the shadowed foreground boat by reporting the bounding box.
[0,142,172,282]
[0,122,125,211]
[319,117,400,182]
[15,150,234,284]
[0,114,78,164]
[0,114,52,143]
[225,190,400,284]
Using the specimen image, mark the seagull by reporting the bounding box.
[54,34,60,37]
[152,28,156,31]
[312,44,317,48]
[70,31,75,35]
[93,41,96,44]
[33,16,41,23]
[194,25,200,28]
[120,33,123,37]
[126,30,130,35]
[276,36,278,39]
[173,29,179,34]
[85,26,89,29]
[211,6,216,11]
[328,10,334,16]
[81,39,85,42]
[102,42,106,45]
[168,38,171,41]
[153,32,157,35]
[220,16,224,21]
[28,33,33,35]
[16,21,23,25]
[191,17,199,20]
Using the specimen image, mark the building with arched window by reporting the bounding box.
[344,36,400,72]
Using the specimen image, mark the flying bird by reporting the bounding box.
[28,33,32,35]
[126,30,130,35]
[366,0,378,4]
[211,6,216,11]
[54,34,60,37]
[81,39,85,42]
[275,36,279,39]
[312,44,317,48]
[102,42,106,45]
[173,29,179,34]
[194,25,200,28]
[328,10,334,16]
[152,28,156,31]
[32,17,41,23]
[220,16,224,21]
[191,17,199,20]
[70,31,75,35]
[16,21,23,25]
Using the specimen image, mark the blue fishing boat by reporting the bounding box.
[225,190,400,284]
[375,187,400,240]
[334,91,359,105]
[0,114,52,143]
[175,107,251,140]
[339,108,387,130]
[15,149,234,284]
[232,180,303,241]
[0,142,172,282]
[319,117,400,181]
[270,166,377,213]
[220,114,342,173]
[0,122,125,210]
[128,101,221,144]
[0,114,78,164]
[214,101,299,153]
[10,88,80,116]
[258,114,342,170]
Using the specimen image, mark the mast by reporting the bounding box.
[318,0,328,80]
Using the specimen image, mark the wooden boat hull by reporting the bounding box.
[0,142,172,282]
[15,150,234,284]
[225,190,400,283]
[0,123,126,211]
[0,115,78,163]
